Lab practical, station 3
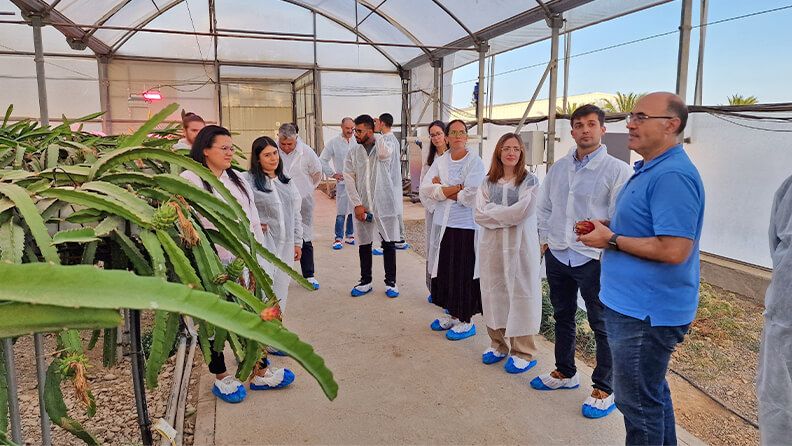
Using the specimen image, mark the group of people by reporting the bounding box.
[169,90,792,446]
[417,92,706,445]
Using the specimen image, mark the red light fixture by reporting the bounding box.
[142,90,163,102]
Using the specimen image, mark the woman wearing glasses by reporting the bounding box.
[475,133,542,374]
[420,119,486,341]
[181,125,294,404]
[419,120,448,300]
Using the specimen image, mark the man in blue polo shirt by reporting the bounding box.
[579,91,704,445]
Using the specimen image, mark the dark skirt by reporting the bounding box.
[430,227,482,323]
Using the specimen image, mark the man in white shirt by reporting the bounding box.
[278,123,322,290]
[375,113,408,251]
[532,104,632,419]
[320,117,356,250]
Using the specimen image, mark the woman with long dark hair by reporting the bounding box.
[419,120,448,298]
[242,136,303,308]
[475,133,542,374]
[180,125,293,404]
[420,119,486,341]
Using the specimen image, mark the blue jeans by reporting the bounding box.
[334,214,354,240]
[603,306,689,446]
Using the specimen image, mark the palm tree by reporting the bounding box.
[602,92,645,113]
[727,94,758,105]
[556,101,582,115]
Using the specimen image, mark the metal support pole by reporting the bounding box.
[476,41,488,157]
[546,14,563,167]
[34,335,52,446]
[313,68,324,150]
[562,30,571,114]
[209,0,222,125]
[3,338,23,444]
[514,61,553,134]
[97,57,112,135]
[693,0,708,106]
[431,59,441,120]
[400,68,410,140]
[676,0,693,101]
[30,14,49,127]
[487,56,495,119]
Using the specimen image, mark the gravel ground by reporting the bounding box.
[8,315,200,446]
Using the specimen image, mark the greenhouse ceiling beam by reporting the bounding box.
[281,0,400,68]
[355,0,432,59]
[109,0,183,55]
[83,0,132,40]
[428,0,476,41]
[403,0,592,70]
[10,0,112,54]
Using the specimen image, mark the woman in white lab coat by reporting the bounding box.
[242,136,303,309]
[418,120,448,298]
[474,132,542,374]
[420,119,486,341]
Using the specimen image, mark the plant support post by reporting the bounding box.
[3,338,22,444]
[34,334,52,445]
[129,310,154,445]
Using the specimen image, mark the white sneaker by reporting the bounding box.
[430,315,459,331]
[214,376,243,395]
[249,367,295,390]
[530,371,581,390]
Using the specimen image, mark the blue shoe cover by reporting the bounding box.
[250,369,295,390]
[395,243,410,250]
[482,351,506,365]
[504,357,537,374]
[212,383,247,403]
[372,248,383,256]
[529,376,580,391]
[430,319,450,331]
[582,400,616,419]
[427,294,432,303]
[332,242,343,250]
[385,288,399,298]
[351,284,372,297]
[445,324,476,340]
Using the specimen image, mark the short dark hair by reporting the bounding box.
[445,119,468,135]
[570,104,605,127]
[666,96,688,135]
[354,114,375,130]
[378,113,394,128]
[181,110,204,128]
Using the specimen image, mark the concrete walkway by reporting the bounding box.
[195,190,704,445]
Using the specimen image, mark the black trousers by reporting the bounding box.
[545,251,612,394]
[300,240,314,278]
[359,241,396,286]
[208,339,268,375]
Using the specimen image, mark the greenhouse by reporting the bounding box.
[1,0,791,445]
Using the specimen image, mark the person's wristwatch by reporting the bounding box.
[608,234,620,251]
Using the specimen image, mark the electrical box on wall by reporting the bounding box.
[520,131,545,165]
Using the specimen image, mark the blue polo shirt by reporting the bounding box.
[600,145,705,326]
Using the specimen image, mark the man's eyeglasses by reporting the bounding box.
[354,129,368,134]
[626,113,677,125]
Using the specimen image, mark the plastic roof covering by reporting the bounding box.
[1,0,671,72]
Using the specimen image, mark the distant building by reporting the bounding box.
[451,92,618,121]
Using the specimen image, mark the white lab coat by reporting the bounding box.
[279,138,322,242]
[241,172,302,309]
[537,145,632,260]
[381,131,404,216]
[320,134,355,216]
[420,149,486,279]
[758,174,792,446]
[343,134,400,245]
[172,138,190,151]
[475,175,542,337]
[419,152,445,290]
[179,170,269,272]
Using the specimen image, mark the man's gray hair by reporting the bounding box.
[341,117,354,126]
[278,122,298,139]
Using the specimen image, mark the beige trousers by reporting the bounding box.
[487,327,538,361]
